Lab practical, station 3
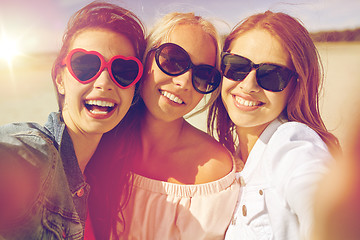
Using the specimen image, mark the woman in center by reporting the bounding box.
[113,12,239,239]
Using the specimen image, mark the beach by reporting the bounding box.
[1,42,359,150]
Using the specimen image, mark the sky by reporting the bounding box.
[0,0,359,54]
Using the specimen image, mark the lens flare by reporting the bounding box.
[0,32,21,65]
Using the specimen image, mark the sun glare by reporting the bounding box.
[0,32,21,64]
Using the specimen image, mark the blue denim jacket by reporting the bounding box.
[0,112,89,240]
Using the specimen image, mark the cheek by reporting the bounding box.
[62,76,89,106]
[141,61,160,89]
[192,92,204,106]
[221,78,236,101]
[62,72,80,93]
[140,71,154,100]
[144,59,159,82]
[266,91,289,112]
[222,77,237,91]
[119,87,135,105]
[140,63,168,101]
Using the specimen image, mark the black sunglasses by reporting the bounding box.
[221,52,298,92]
[62,48,143,89]
[149,43,221,94]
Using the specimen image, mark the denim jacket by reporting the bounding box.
[0,112,89,240]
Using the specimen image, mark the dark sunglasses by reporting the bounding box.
[62,48,143,89]
[149,43,221,94]
[221,52,298,92]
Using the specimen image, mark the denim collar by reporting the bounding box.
[44,112,86,194]
[44,112,65,148]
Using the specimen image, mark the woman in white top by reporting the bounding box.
[208,11,341,240]
[88,12,240,240]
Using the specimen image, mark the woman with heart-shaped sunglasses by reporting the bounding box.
[0,2,146,239]
[208,11,341,240]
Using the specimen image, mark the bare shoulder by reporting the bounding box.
[183,122,233,184]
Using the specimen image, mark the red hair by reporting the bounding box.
[208,11,341,157]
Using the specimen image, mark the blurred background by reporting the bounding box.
[0,0,359,151]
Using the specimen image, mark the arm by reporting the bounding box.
[267,123,333,239]
[0,127,57,232]
[0,148,40,229]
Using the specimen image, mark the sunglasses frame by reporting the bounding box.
[149,43,221,94]
[221,52,298,92]
[62,48,143,89]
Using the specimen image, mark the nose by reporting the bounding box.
[172,70,192,91]
[238,69,261,93]
[93,69,115,91]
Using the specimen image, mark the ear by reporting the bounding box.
[55,75,65,95]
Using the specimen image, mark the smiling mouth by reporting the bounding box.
[234,95,263,107]
[159,90,184,104]
[84,100,117,115]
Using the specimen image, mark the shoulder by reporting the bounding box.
[0,122,60,193]
[262,120,329,155]
[183,122,234,183]
[0,121,52,140]
[0,121,60,179]
[265,120,331,161]
[0,123,60,228]
[276,121,326,143]
[0,122,57,156]
[260,121,333,192]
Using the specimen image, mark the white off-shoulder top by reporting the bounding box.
[115,164,240,240]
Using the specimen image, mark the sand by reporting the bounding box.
[1,42,359,150]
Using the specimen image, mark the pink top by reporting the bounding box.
[114,166,240,240]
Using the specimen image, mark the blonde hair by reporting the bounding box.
[143,12,222,115]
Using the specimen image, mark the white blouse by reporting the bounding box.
[115,164,240,240]
[225,119,333,240]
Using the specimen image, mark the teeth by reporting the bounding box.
[235,96,261,107]
[160,90,184,104]
[85,100,115,107]
[89,109,108,115]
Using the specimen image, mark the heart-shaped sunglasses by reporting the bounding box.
[62,48,143,89]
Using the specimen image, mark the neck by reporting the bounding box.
[141,110,185,156]
[236,124,268,163]
[66,128,102,174]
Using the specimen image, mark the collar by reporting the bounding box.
[44,112,66,148]
[44,112,86,194]
[239,118,285,182]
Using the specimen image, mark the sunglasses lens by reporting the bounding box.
[222,53,295,92]
[111,58,140,87]
[70,52,101,82]
[221,54,252,81]
[153,43,220,94]
[157,44,189,75]
[193,66,221,94]
[257,65,293,92]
